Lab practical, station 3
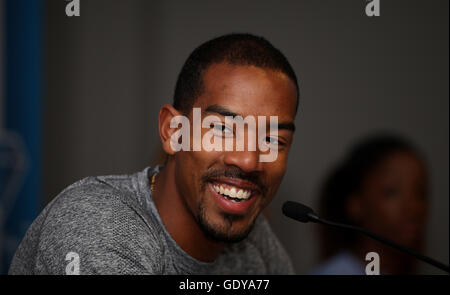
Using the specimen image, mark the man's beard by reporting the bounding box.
[195,197,256,243]
[195,166,265,243]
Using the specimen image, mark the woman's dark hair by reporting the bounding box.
[318,133,422,259]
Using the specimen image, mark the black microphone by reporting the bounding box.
[282,201,449,273]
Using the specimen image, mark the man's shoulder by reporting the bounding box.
[10,168,165,274]
[55,170,142,204]
[48,169,151,220]
[43,169,160,244]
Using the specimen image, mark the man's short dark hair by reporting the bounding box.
[173,33,299,114]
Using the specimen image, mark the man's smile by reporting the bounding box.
[207,179,259,215]
[212,183,252,201]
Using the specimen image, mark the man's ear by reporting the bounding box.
[158,104,183,156]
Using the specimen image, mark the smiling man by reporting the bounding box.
[9,33,299,275]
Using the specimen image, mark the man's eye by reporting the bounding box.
[265,137,285,147]
[266,137,278,145]
[211,123,233,136]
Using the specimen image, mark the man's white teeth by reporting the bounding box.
[213,184,251,200]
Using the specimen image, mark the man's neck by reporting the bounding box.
[152,160,225,262]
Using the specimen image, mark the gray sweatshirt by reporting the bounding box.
[9,166,295,275]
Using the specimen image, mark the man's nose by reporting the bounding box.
[223,150,262,173]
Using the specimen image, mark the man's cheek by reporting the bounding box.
[271,159,288,179]
[269,173,285,198]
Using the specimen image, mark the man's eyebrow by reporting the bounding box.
[205,104,296,132]
[204,105,239,117]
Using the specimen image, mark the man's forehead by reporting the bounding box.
[195,63,297,119]
[202,63,295,94]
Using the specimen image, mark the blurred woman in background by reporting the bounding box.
[312,134,429,275]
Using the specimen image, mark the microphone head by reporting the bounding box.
[282,201,315,223]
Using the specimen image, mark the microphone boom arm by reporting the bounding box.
[282,201,449,273]
[307,213,449,273]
